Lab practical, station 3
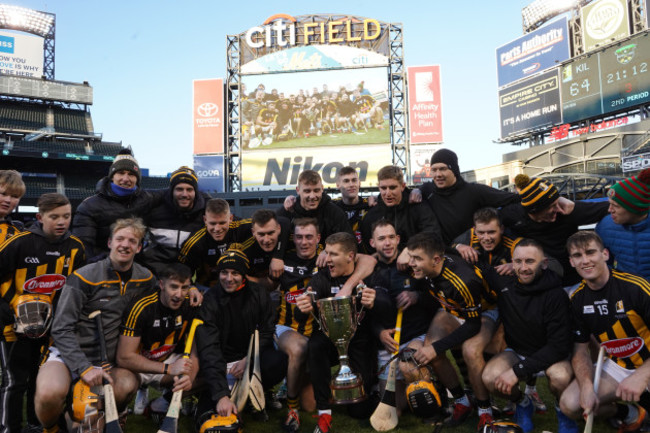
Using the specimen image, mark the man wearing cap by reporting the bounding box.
[195,248,287,418]
[72,148,160,260]
[141,166,210,276]
[411,149,520,246]
[499,174,609,286]
[596,168,650,280]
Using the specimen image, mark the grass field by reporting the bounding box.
[245,120,390,151]
[126,377,614,433]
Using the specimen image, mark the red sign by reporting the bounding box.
[285,288,305,304]
[143,344,176,360]
[407,65,443,144]
[193,79,224,154]
[602,337,644,358]
[23,274,66,294]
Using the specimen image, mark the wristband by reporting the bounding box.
[163,364,169,375]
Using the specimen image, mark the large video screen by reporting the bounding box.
[560,32,650,123]
[498,69,562,138]
[240,67,390,150]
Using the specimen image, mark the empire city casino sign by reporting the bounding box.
[244,14,383,49]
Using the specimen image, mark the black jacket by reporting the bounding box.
[277,193,352,246]
[499,200,609,285]
[72,177,161,259]
[361,187,441,253]
[196,280,275,405]
[420,178,519,245]
[484,268,573,378]
[140,189,209,275]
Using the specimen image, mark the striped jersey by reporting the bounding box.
[121,290,196,361]
[571,269,650,370]
[0,225,86,340]
[277,252,318,336]
[425,255,495,320]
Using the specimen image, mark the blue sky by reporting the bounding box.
[12,0,531,175]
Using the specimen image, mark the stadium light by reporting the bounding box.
[522,0,580,32]
[0,5,54,37]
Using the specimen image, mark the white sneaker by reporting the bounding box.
[133,387,149,415]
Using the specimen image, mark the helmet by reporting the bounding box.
[196,411,241,433]
[406,379,446,420]
[67,379,101,423]
[13,293,53,338]
[481,421,524,433]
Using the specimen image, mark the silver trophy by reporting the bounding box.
[316,294,366,404]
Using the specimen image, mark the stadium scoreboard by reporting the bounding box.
[562,32,650,124]
[0,75,93,104]
[500,30,650,138]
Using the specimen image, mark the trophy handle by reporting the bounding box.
[355,283,366,327]
[305,290,322,330]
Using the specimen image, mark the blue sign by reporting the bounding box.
[193,155,225,194]
[496,17,570,88]
[0,35,14,54]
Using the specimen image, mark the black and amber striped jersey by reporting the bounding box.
[333,198,369,245]
[121,290,196,361]
[178,219,254,286]
[277,252,318,336]
[258,108,277,125]
[0,224,86,340]
[354,95,375,113]
[571,270,650,370]
[425,255,495,320]
[467,230,520,270]
[0,217,23,245]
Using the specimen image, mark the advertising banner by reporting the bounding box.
[410,144,443,184]
[240,67,389,150]
[240,14,390,65]
[193,155,225,194]
[241,144,393,190]
[496,17,571,88]
[622,151,650,172]
[407,65,443,144]
[241,45,388,74]
[499,69,562,138]
[581,0,630,53]
[193,79,224,154]
[0,30,44,78]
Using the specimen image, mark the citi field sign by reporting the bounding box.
[244,14,383,49]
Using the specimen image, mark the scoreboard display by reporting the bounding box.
[560,32,650,124]
[0,75,93,104]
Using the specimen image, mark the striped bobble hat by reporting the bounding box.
[216,246,250,275]
[514,174,560,214]
[607,168,650,215]
[170,166,198,192]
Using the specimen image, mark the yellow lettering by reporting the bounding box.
[320,22,325,43]
[364,19,381,40]
[303,22,318,44]
[328,20,344,43]
[346,20,361,42]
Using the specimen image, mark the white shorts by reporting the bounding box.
[602,358,635,383]
[42,346,65,365]
[139,353,181,388]
[226,361,240,390]
[377,334,426,381]
[275,324,296,339]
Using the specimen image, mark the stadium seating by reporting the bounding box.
[21,175,58,199]
[0,102,47,131]
[141,176,170,189]
[52,107,90,134]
